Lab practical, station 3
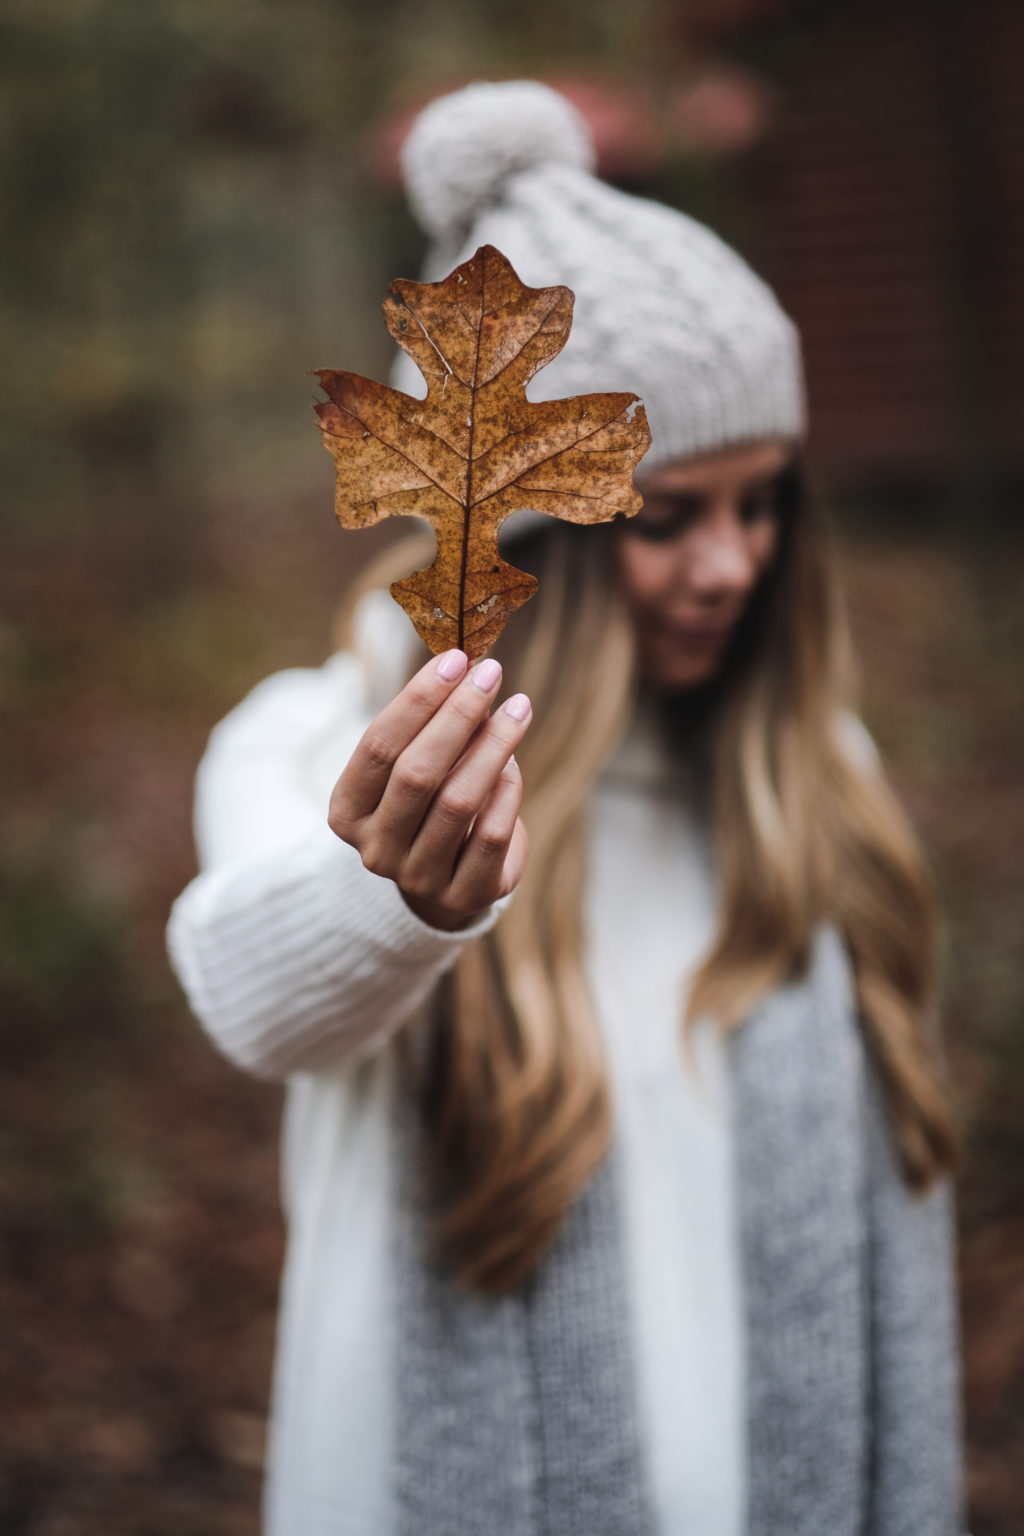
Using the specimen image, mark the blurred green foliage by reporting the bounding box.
[0,862,123,1048]
[0,0,688,553]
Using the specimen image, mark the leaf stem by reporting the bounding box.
[460,263,486,651]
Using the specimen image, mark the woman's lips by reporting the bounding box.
[653,618,736,646]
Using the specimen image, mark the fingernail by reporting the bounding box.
[502,693,531,721]
[436,649,467,682]
[471,658,502,692]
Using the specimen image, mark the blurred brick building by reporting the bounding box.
[716,0,1023,499]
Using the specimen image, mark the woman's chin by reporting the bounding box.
[641,644,724,692]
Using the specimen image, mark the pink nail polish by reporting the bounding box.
[472,658,502,692]
[503,693,531,721]
[436,649,467,682]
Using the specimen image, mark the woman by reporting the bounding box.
[168,81,963,1535]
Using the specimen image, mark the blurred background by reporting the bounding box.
[2,0,1022,1530]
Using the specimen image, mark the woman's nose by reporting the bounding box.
[682,506,758,599]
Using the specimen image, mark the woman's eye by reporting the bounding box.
[626,495,702,542]
[739,483,780,524]
[629,518,681,544]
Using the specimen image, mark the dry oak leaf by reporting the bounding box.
[315,243,651,658]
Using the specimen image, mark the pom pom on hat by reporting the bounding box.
[401,80,595,244]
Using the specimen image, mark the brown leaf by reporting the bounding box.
[316,244,651,657]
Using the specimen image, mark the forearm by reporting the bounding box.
[167,831,500,1079]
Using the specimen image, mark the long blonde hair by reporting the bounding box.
[338,467,957,1293]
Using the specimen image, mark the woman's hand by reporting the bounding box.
[327,649,531,932]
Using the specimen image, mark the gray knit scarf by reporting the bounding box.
[391,924,961,1536]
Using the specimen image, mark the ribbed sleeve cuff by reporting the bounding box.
[167,834,506,1080]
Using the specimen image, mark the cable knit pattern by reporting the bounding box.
[392,80,806,483]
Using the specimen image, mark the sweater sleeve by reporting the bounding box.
[166,642,505,1081]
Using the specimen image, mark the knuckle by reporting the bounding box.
[397,868,435,901]
[358,838,387,877]
[474,821,510,857]
[361,729,395,772]
[489,712,522,747]
[392,757,435,800]
[405,676,436,710]
[328,809,352,843]
[490,780,523,824]
[327,792,358,843]
[436,785,477,824]
[449,690,486,729]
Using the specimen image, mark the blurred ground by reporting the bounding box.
[1,502,1022,1534]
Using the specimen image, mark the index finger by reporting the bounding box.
[335,648,470,821]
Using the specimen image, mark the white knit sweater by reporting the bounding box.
[168,593,747,1535]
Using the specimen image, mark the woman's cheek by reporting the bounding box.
[750,518,781,574]
[615,540,675,611]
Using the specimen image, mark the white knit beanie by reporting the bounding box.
[392,79,807,471]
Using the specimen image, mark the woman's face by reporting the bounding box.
[616,440,791,691]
